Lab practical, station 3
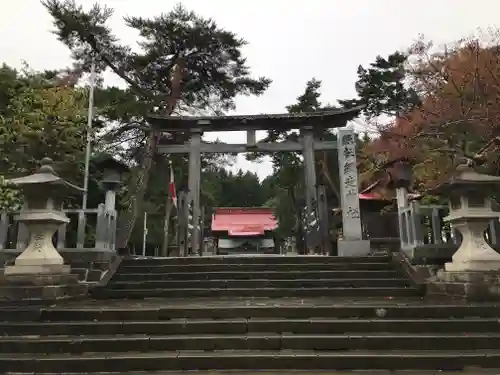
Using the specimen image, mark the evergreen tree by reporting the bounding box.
[339,51,420,117]
[42,0,271,248]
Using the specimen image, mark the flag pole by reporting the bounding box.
[161,159,176,256]
[142,212,148,256]
[82,56,96,210]
[162,195,173,257]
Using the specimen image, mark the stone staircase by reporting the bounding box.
[0,255,500,372]
[93,255,418,298]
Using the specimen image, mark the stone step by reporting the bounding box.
[107,278,410,290]
[11,371,497,375]
[119,262,394,273]
[113,270,402,281]
[2,333,500,353]
[121,255,392,266]
[92,286,418,299]
[13,303,500,321]
[1,350,499,372]
[2,317,500,336]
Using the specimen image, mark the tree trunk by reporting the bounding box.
[319,151,341,205]
[116,131,159,250]
[290,187,305,255]
[116,57,185,251]
[161,194,173,256]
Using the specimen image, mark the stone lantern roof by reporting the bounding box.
[8,157,84,193]
[92,153,129,174]
[431,164,500,195]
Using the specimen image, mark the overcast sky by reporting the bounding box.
[1,0,499,179]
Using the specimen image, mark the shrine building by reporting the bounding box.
[211,207,278,255]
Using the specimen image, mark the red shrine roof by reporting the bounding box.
[358,180,421,201]
[211,207,278,236]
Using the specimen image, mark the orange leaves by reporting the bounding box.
[361,33,500,191]
[416,40,500,138]
[361,116,418,163]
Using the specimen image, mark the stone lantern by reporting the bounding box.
[93,153,129,212]
[4,158,83,277]
[432,164,500,272]
[390,158,413,190]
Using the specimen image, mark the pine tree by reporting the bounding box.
[339,51,420,117]
[42,0,271,248]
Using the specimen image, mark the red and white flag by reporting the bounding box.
[169,160,177,208]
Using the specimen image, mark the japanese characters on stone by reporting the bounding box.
[340,132,360,219]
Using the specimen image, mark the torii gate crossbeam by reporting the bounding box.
[147,107,368,256]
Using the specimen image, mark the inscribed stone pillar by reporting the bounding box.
[337,128,370,256]
[187,127,202,255]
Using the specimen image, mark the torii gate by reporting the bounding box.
[147,107,369,256]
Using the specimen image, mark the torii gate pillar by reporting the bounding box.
[301,126,319,251]
[187,127,202,255]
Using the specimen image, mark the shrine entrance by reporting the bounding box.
[147,107,368,256]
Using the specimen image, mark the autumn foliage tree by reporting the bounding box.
[0,63,90,210]
[356,32,500,192]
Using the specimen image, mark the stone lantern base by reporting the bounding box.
[444,219,500,272]
[4,264,70,277]
[425,219,500,301]
[4,218,70,277]
[0,216,88,303]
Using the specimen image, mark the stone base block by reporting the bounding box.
[0,249,118,285]
[426,269,500,302]
[0,273,88,302]
[445,258,500,272]
[0,284,88,302]
[1,272,77,286]
[402,244,457,265]
[4,263,70,277]
[337,240,370,257]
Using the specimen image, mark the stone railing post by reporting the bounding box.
[0,213,7,251]
[396,187,409,249]
[94,204,108,250]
